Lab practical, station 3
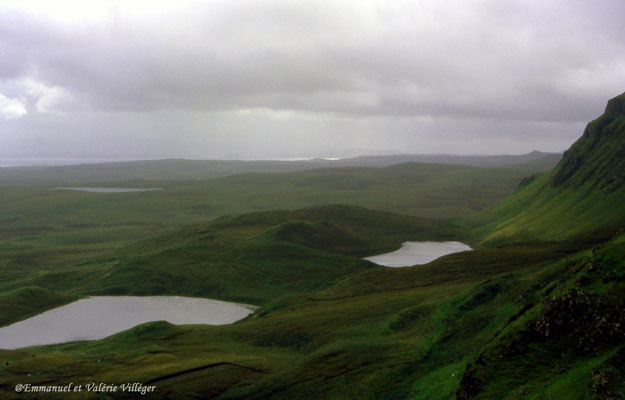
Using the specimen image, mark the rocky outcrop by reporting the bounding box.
[591,347,625,400]
[605,93,625,118]
[530,289,625,353]
[552,91,625,190]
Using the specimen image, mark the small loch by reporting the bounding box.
[364,241,472,267]
[0,296,257,349]
[53,187,162,193]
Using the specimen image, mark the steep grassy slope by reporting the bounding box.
[467,92,625,246]
[449,92,625,398]
[456,228,625,400]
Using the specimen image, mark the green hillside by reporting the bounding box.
[456,229,625,399]
[467,92,625,246]
[0,205,463,324]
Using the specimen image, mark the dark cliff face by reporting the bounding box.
[605,93,625,118]
[552,92,625,190]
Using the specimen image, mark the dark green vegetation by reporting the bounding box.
[0,94,623,399]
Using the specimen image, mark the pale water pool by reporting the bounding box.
[364,241,472,267]
[0,296,257,349]
[53,187,162,193]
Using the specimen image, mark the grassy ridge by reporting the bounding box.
[0,205,463,319]
[466,170,625,246]
[456,229,625,399]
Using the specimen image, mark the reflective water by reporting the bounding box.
[54,187,162,193]
[364,241,472,267]
[0,296,257,349]
[0,157,141,167]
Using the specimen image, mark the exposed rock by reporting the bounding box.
[605,92,625,118]
[530,289,625,354]
[591,347,625,400]
[455,368,482,400]
[552,91,625,189]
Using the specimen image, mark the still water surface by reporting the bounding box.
[0,296,257,349]
[364,241,472,267]
[54,187,162,193]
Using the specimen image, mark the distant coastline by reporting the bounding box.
[0,157,145,168]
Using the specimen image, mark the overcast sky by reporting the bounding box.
[1,0,624,159]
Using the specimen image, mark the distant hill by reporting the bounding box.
[468,91,625,245]
[341,151,561,169]
[0,151,560,186]
[504,152,563,171]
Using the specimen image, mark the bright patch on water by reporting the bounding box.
[53,187,162,193]
[0,296,257,349]
[364,241,472,267]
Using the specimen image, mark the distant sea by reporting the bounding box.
[0,157,343,167]
[0,157,144,167]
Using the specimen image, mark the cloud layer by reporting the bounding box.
[1,0,624,157]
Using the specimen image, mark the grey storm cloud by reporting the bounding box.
[1,0,624,158]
